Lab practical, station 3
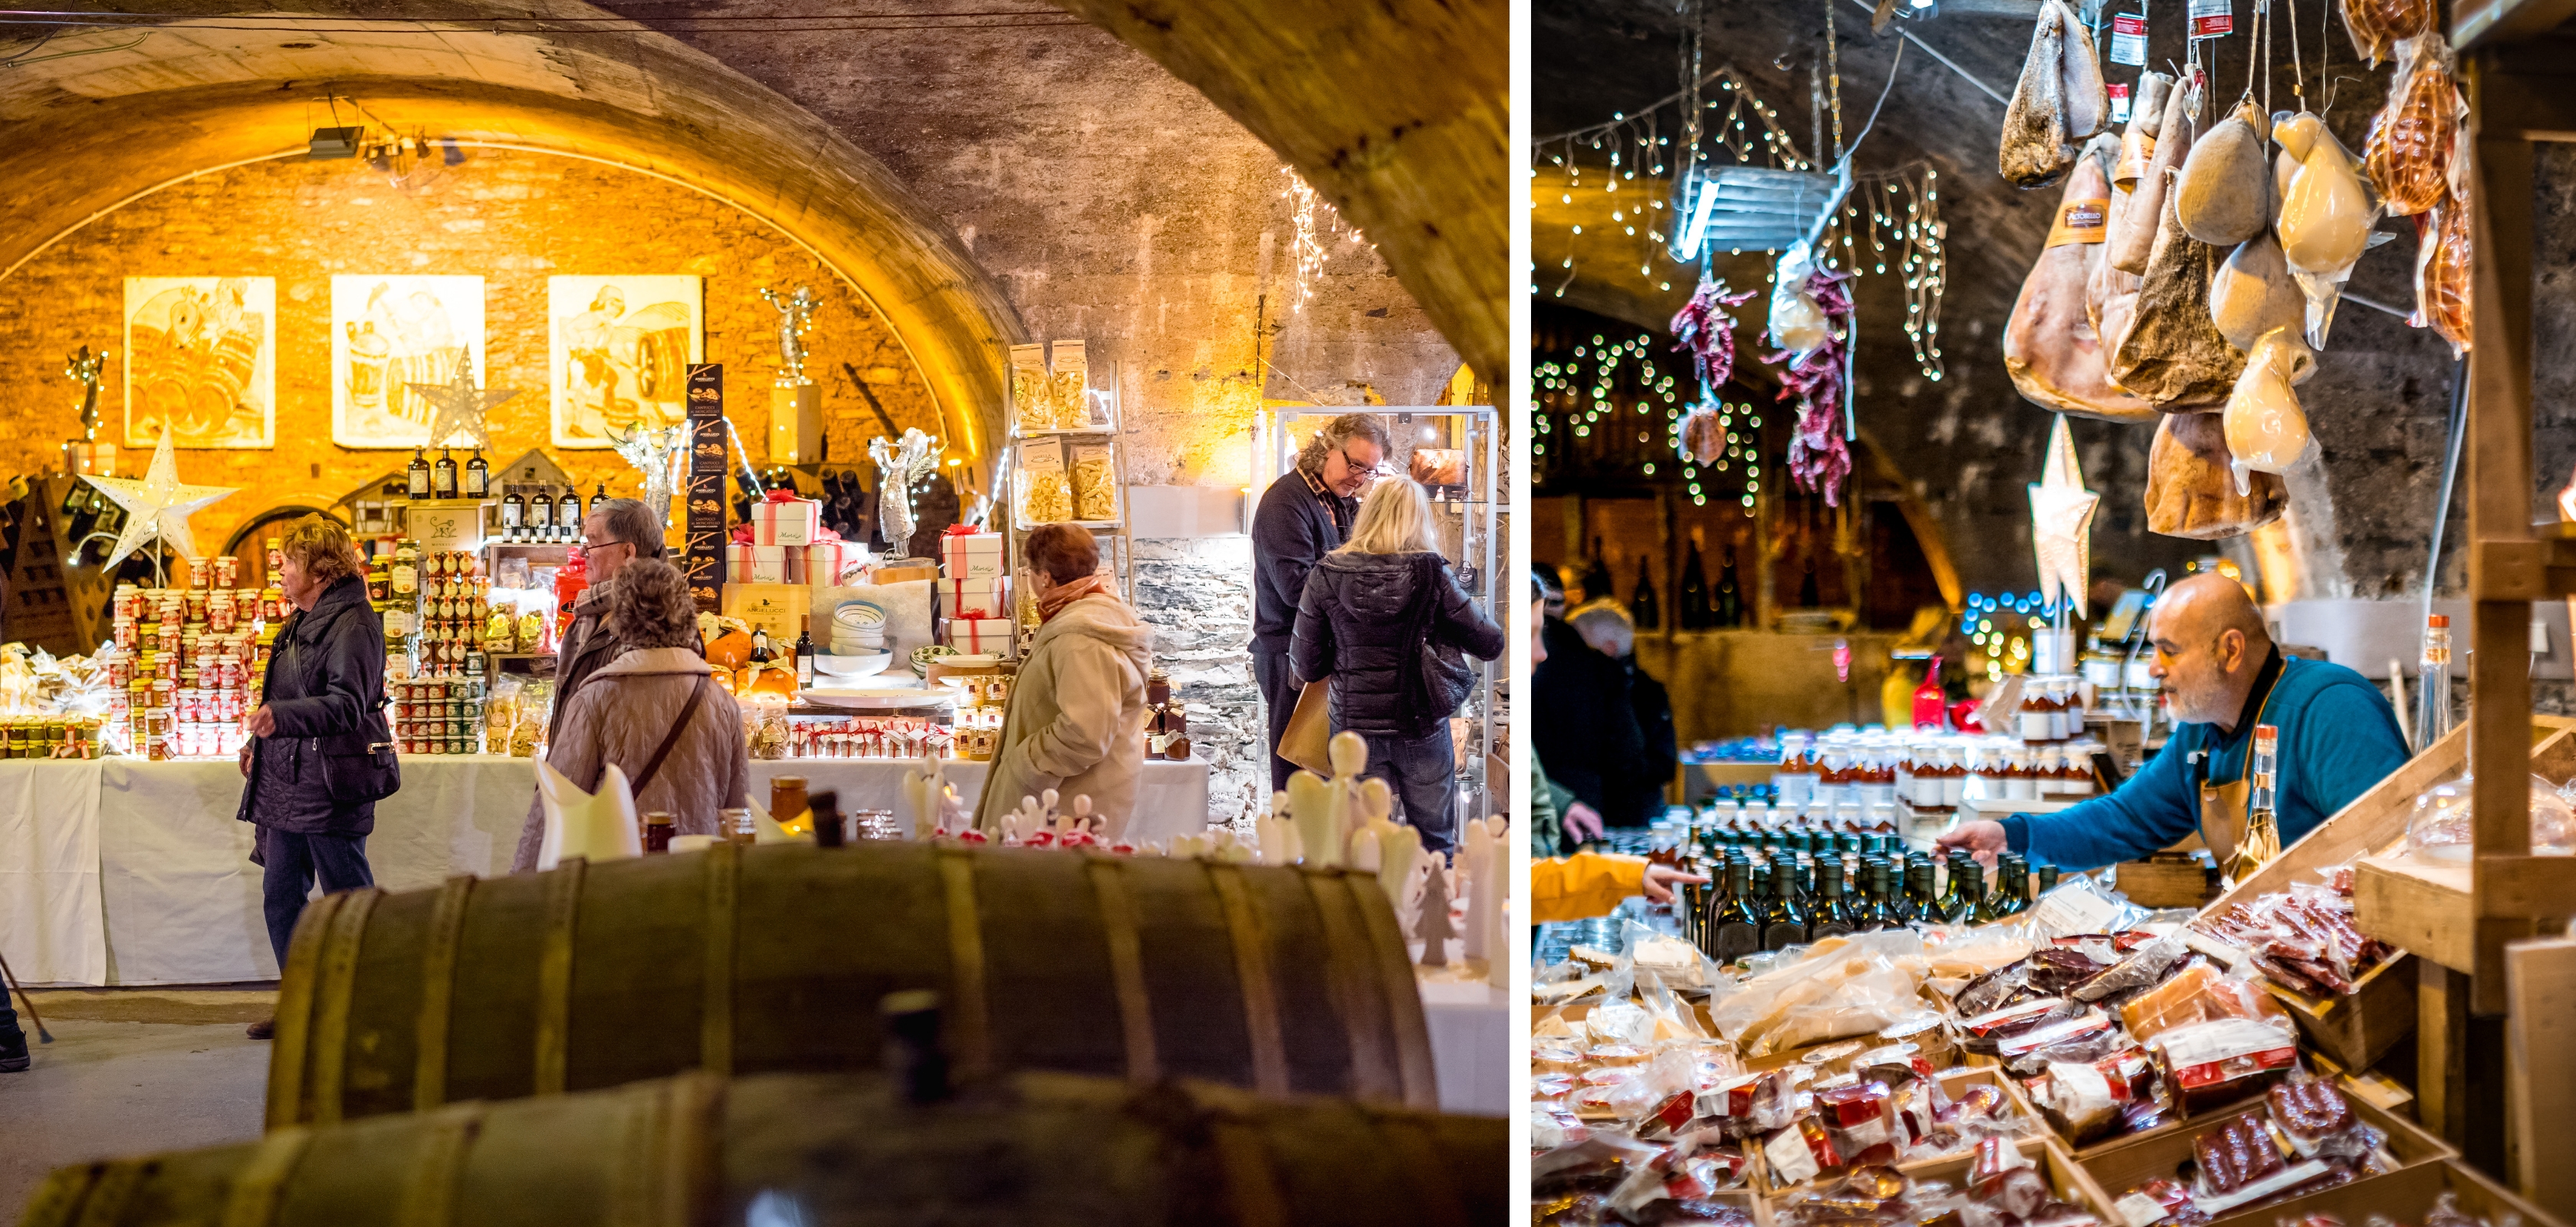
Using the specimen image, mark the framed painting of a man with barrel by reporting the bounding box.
[547,275,702,448]
[123,276,275,449]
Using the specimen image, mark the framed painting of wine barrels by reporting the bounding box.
[330,274,487,449]
[122,275,275,449]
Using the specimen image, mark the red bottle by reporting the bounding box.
[1912,657,1949,731]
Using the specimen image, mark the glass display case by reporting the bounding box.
[1257,406,1506,820]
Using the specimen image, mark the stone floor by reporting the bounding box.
[0,987,276,1219]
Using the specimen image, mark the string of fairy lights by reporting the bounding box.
[1530,67,1950,384]
[1530,328,1766,515]
[1280,166,1370,315]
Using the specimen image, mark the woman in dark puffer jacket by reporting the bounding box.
[1290,478,1504,852]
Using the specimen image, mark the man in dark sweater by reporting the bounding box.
[1250,413,1390,791]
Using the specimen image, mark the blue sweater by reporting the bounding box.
[2000,653,2410,871]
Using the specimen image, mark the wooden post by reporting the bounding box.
[2420,958,2472,1147]
[2505,936,2576,1222]
[2462,53,2540,1018]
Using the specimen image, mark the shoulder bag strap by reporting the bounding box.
[627,675,711,797]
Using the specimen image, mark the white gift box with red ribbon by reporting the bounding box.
[939,531,1005,582]
[939,577,1008,619]
[751,497,822,547]
[941,616,1014,656]
[803,541,863,588]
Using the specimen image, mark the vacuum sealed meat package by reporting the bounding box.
[2154,1016,2301,1113]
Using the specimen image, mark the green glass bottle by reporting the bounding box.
[1890,861,1927,926]
[1946,864,1987,925]
[1934,849,1967,919]
[2037,863,2062,895]
[1760,860,1810,951]
[1859,858,1895,930]
[1993,853,2034,918]
[1809,861,1858,939]
[1707,860,1764,965]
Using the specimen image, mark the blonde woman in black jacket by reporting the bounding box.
[1289,479,1503,852]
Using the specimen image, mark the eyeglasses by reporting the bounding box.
[1334,448,1392,481]
[582,538,629,553]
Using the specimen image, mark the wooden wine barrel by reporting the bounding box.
[25,1069,1503,1227]
[264,841,1437,1127]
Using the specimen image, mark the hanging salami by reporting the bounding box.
[2364,35,2461,218]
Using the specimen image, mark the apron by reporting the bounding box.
[2193,679,2283,865]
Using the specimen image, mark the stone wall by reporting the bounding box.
[0,150,943,544]
[1133,536,1264,831]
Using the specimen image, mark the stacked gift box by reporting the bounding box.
[729,494,867,587]
[937,530,1010,658]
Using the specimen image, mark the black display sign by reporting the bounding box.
[685,364,726,612]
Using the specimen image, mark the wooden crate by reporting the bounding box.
[2265,952,2420,1074]
[2351,718,2576,976]
[2078,1090,2456,1223]
[2208,1158,2573,1227]
[2117,854,2220,909]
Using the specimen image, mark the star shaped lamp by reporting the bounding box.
[2028,413,2101,617]
[409,352,520,452]
[82,428,237,572]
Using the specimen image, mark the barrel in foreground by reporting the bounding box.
[25,1068,1503,1227]
[264,840,1436,1127]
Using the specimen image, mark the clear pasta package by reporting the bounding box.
[1068,439,1118,522]
[1048,339,1089,429]
[1016,439,1072,525]
[1010,343,1053,433]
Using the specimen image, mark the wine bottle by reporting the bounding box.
[1581,538,1615,607]
[2036,863,2062,895]
[500,485,524,537]
[557,485,583,533]
[1945,864,1986,925]
[1934,849,1966,919]
[1629,555,1661,630]
[1714,548,1743,627]
[1809,861,1858,939]
[1759,859,1809,951]
[1707,860,1763,965]
[528,482,555,535]
[406,448,432,499]
[432,448,459,498]
[794,629,815,688]
[750,629,775,665]
[1891,861,1929,926]
[1993,853,2034,918]
[1677,538,1710,630]
[590,482,610,518]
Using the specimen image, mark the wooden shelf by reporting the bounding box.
[2356,853,2476,973]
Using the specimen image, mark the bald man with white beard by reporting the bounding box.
[1940,574,2410,871]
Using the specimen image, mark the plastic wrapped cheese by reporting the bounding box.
[2177,102,2272,247]
[2280,127,2377,275]
[1769,250,1830,354]
[2211,234,2306,353]
[2225,327,2318,492]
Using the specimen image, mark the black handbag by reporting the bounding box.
[317,713,401,807]
[1404,554,1477,732]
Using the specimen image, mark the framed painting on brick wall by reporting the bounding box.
[547,275,704,449]
[330,275,487,449]
[123,276,275,449]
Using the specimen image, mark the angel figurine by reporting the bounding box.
[867,426,941,560]
[757,285,820,384]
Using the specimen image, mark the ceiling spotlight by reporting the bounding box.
[309,126,361,160]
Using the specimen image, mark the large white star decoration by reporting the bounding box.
[81,428,236,571]
[2029,413,2101,618]
[409,352,519,452]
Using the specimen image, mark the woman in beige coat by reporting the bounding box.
[973,524,1154,835]
[513,558,751,870]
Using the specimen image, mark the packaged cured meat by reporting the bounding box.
[2223,327,2318,492]
[2192,1111,2286,1195]
[2070,933,2190,1002]
[2416,197,2471,355]
[2008,137,2159,423]
[2110,171,2244,406]
[2267,1076,2384,1163]
[2118,961,2291,1044]
[2152,1016,2301,1112]
[1971,1136,2052,1218]
[1816,1081,1901,1166]
[2145,411,2285,539]
[2191,870,2398,995]
[2366,36,2462,217]
[2111,72,2175,194]
[1959,997,2078,1052]
[2210,234,2307,354]
[2341,0,2433,67]
[2177,102,2272,247]
[2114,77,2197,275]
[2001,0,2107,187]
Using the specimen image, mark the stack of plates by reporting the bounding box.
[831,600,887,656]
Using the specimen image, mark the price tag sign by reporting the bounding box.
[2108,81,2132,122]
[2110,14,2149,64]
[2189,0,2232,38]
[410,503,484,554]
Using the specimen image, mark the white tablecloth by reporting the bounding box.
[0,753,1211,986]
[1419,979,1511,1116]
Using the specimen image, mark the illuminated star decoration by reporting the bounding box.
[2027,413,2101,618]
[409,351,519,452]
[81,428,236,574]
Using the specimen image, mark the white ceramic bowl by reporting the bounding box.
[812,650,894,679]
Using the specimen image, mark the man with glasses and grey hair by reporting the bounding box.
[553,497,672,722]
[1251,413,1391,791]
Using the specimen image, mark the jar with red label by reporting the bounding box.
[184,589,208,623]
[214,555,238,588]
[185,557,209,590]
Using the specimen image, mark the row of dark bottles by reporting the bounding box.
[1572,537,1744,631]
[1677,847,2057,965]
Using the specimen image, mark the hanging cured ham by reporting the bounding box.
[2365,36,2461,218]
[2006,137,2158,423]
[2112,74,2197,275]
[2089,72,2169,335]
[2000,0,2108,188]
[2147,411,2286,538]
[2341,0,2433,67]
[2108,168,2244,407]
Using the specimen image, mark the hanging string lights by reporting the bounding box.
[1279,166,1368,315]
[1530,67,1949,382]
[1530,329,1765,514]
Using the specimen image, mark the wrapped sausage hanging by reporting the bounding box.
[2365,35,2463,218]
[2413,196,2472,354]
[2341,0,2433,67]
